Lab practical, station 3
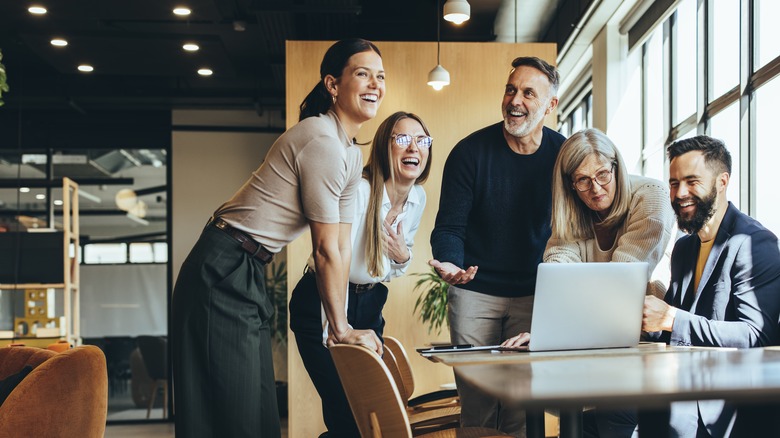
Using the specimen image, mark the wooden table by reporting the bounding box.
[424,344,780,437]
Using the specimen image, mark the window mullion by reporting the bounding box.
[666,15,676,144]
[741,0,755,214]
[701,0,711,134]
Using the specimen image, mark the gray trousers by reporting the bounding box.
[448,286,534,438]
[172,224,281,438]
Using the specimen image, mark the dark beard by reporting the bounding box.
[673,185,717,234]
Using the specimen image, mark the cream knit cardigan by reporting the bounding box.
[543,174,677,298]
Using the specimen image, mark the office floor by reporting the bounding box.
[104,419,289,437]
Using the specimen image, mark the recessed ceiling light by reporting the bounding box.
[19,187,31,193]
[182,43,199,52]
[35,194,46,200]
[78,64,94,72]
[197,68,213,76]
[28,5,47,14]
[173,7,191,16]
[54,199,63,206]
[51,38,68,47]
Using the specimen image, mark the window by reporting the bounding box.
[755,0,780,70]
[84,243,127,264]
[643,28,666,181]
[559,120,571,138]
[756,77,780,234]
[709,102,741,206]
[559,90,592,137]
[634,0,780,219]
[129,242,168,263]
[613,48,644,173]
[83,241,168,264]
[571,105,584,133]
[711,0,740,99]
[672,0,697,125]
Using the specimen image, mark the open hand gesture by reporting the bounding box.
[428,259,478,285]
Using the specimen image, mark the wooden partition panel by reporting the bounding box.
[286,40,557,437]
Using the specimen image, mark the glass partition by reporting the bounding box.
[0,145,169,422]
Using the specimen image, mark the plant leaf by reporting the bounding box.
[411,266,450,335]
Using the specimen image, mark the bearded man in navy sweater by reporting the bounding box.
[430,56,566,437]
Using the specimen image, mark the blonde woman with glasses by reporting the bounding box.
[290,111,432,438]
[503,128,675,438]
[542,127,675,288]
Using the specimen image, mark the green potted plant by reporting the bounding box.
[412,266,450,335]
[265,259,288,346]
[0,49,9,106]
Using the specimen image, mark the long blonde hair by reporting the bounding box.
[363,112,432,277]
[550,128,632,241]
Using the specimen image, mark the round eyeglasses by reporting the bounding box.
[572,165,615,192]
[392,134,433,149]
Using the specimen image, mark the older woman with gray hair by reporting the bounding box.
[504,128,675,437]
[542,128,675,294]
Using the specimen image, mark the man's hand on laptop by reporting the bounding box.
[501,332,531,348]
[429,259,478,285]
[642,295,677,332]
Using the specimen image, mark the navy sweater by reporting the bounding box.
[431,123,566,297]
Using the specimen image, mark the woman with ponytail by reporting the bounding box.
[290,111,432,437]
[172,38,384,438]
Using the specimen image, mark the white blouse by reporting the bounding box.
[311,178,427,344]
[348,178,426,285]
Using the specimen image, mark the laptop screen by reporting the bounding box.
[528,262,649,352]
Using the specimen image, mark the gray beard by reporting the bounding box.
[503,107,546,138]
[504,118,533,137]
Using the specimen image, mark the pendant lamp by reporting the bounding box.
[443,0,470,25]
[428,0,450,91]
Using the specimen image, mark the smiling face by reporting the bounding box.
[669,150,726,234]
[502,65,556,139]
[571,154,617,217]
[328,50,385,131]
[389,117,430,185]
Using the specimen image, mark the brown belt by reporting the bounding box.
[349,282,378,294]
[210,217,274,265]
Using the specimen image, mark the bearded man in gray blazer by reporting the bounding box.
[643,135,780,437]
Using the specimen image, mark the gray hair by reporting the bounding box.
[511,56,560,95]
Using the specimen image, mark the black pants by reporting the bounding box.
[583,409,637,438]
[171,224,281,438]
[289,272,388,438]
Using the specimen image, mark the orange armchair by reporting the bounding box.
[0,345,108,438]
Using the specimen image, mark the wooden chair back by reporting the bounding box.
[381,347,409,402]
[330,344,413,438]
[383,336,415,397]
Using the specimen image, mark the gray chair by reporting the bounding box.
[135,335,168,419]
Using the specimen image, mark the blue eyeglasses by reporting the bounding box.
[392,134,433,149]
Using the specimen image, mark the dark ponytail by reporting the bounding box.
[299,38,382,121]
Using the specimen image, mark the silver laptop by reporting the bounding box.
[527,262,648,352]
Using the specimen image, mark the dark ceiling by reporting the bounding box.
[0,0,591,239]
[0,0,519,113]
[0,0,595,114]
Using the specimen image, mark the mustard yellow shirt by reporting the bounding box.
[694,238,716,291]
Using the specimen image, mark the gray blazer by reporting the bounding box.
[649,202,780,436]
